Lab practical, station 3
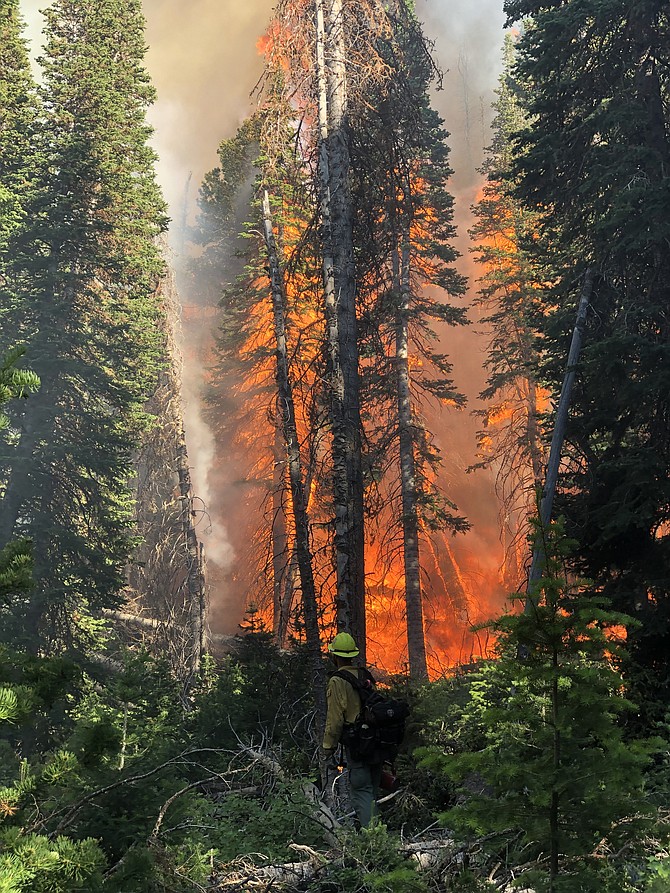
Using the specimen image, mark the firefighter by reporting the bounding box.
[321,632,382,827]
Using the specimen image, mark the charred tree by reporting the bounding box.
[314,0,366,656]
[345,8,466,674]
[271,422,292,646]
[525,267,594,601]
[394,236,428,681]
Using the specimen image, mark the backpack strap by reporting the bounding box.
[331,667,376,691]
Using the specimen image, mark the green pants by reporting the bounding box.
[347,754,382,828]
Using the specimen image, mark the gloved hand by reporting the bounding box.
[320,747,339,770]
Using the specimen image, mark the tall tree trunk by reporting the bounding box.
[526,267,594,600]
[279,552,299,645]
[395,237,428,682]
[262,190,326,729]
[271,421,291,646]
[314,0,366,657]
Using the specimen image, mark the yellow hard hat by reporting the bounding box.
[328,632,359,658]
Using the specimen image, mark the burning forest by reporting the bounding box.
[170,1,517,680]
[2,0,670,890]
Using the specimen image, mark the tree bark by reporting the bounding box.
[271,421,291,646]
[395,238,428,682]
[550,642,560,891]
[314,0,366,657]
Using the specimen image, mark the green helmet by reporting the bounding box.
[328,632,359,658]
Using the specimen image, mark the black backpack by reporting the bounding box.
[333,669,410,764]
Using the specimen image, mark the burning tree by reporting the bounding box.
[345,12,468,680]
[197,0,471,679]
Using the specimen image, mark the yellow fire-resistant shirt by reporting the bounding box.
[322,665,363,752]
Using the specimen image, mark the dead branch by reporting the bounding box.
[210,835,460,891]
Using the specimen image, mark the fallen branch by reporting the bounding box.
[210,836,459,890]
[151,778,210,839]
[103,609,240,651]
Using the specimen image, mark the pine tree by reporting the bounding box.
[199,2,470,673]
[0,0,37,210]
[0,0,168,652]
[261,188,326,728]
[196,112,328,642]
[0,0,39,310]
[0,350,107,893]
[347,7,467,679]
[503,0,670,722]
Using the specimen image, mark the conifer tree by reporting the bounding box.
[504,0,670,721]
[348,8,467,678]
[0,351,107,893]
[0,0,38,296]
[197,116,315,639]
[200,3,469,672]
[0,0,167,652]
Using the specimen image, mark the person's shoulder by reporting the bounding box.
[328,667,358,685]
[326,673,348,698]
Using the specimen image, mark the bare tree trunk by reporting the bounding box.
[513,324,546,492]
[262,190,326,730]
[395,238,428,682]
[103,609,239,650]
[314,0,366,657]
[278,552,299,644]
[271,422,290,646]
[526,267,594,600]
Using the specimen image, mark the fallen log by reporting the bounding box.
[102,609,240,651]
